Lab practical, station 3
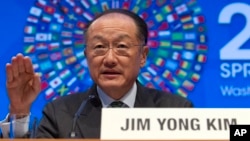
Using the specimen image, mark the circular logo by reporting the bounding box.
[23,0,207,101]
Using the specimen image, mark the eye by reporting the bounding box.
[117,44,129,48]
[94,44,105,49]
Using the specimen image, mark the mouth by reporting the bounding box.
[102,71,121,75]
[101,70,121,78]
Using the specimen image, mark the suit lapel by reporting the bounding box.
[75,81,153,138]
[76,84,103,138]
[77,104,102,138]
[134,81,155,107]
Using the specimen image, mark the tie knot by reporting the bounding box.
[109,101,128,108]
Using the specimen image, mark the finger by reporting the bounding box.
[24,56,34,73]
[11,57,19,78]
[32,73,41,94]
[6,63,13,82]
[17,53,25,73]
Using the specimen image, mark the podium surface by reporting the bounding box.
[0,139,229,141]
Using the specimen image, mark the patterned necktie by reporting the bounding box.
[109,101,129,108]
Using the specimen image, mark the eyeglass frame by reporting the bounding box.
[84,42,145,56]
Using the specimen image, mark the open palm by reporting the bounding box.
[6,53,41,115]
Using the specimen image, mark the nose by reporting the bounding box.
[103,48,118,67]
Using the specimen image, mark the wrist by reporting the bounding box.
[8,114,29,121]
[7,113,30,123]
[9,104,30,116]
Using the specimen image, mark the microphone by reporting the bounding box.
[69,95,101,138]
[29,117,38,138]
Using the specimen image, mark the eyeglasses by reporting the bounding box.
[86,43,144,56]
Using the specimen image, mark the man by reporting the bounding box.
[1,9,192,138]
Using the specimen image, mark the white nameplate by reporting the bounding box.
[101,108,250,140]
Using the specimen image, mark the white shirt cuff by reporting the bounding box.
[0,114,30,138]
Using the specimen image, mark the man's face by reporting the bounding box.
[85,13,148,98]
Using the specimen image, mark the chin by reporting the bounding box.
[98,80,123,88]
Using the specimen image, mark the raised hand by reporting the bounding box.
[6,53,41,115]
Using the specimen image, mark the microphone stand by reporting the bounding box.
[69,95,99,138]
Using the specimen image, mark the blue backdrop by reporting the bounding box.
[1,0,250,120]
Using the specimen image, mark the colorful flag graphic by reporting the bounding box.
[24,37,35,43]
[36,43,47,50]
[172,42,183,50]
[175,4,188,14]
[54,13,64,23]
[42,14,52,22]
[24,26,36,34]
[172,52,181,60]
[48,42,60,50]
[176,69,187,79]
[50,52,62,61]
[49,77,62,88]
[27,16,38,23]
[22,0,208,101]
[180,15,192,23]
[41,81,49,90]
[45,88,55,100]
[172,32,183,41]
[40,60,53,71]
[182,51,195,60]
[191,73,200,82]
[57,85,69,96]
[63,48,73,56]
[30,6,42,16]
[44,6,55,14]
[36,0,46,7]
[44,70,56,79]
[67,77,77,87]
[36,33,48,41]
[197,54,206,62]
[167,13,178,22]
[24,44,35,54]
[193,16,205,24]
[162,5,173,13]
[182,80,194,91]
[180,61,191,69]
[62,39,72,45]
[196,44,207,52]
[65,56,77,65]
[177,88,187,97]
[55,61,65,70]
[185,42,195,50]
[50,24,61,32]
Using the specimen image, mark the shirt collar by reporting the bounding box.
[97,82,137,108]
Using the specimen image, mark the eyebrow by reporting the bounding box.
[91,34,133,41]
[91,35,105,41]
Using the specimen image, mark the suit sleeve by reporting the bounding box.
[36,102,58,138]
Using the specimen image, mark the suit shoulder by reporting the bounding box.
[53,92,87,105]
[143,87,193,107]
[44,91,89,114]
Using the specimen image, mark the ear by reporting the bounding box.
[140,46,149,67]
[84,49,89,63]
[84,49,87,57]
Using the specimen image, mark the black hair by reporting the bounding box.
[85,8,148,45]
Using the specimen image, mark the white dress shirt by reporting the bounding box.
[97,82,137,108]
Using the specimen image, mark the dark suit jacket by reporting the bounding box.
[36,82,193,138]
